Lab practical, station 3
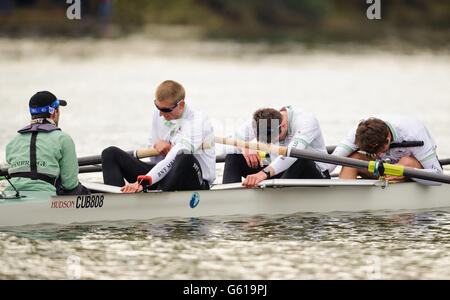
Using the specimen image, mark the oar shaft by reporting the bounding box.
[288,147,369,169]
[401,167,450,183]
[292,147,450,184]
[1,147,224,177]
[440,158,450,166]
[79,142,213,166]
[289,148,450,184]
[78,151,135,166]
[79,165,103,174]
[78,154,228,174]
[324,145,450,166]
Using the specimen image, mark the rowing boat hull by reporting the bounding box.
[1,180,449,227]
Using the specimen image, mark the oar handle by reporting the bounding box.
[135,149,160,159]
[136,142,213,159]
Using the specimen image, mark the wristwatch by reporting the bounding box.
[262,167,271,179]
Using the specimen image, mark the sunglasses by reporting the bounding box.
[154,98,183,113]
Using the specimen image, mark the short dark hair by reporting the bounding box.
[253,108,282,143]
[355,118,389,154]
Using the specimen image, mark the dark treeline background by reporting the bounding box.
[0,0,449,47]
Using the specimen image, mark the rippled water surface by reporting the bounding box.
[1,38,449,279]
[1,211,450,280]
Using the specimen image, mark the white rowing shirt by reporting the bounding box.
[232,106,329,175]
[147,105,216,185]
[329,114,443,184]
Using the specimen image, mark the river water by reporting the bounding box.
[0,37,449,280]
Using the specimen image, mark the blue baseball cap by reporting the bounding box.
[29,91,67,115]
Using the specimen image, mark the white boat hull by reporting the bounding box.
[1,179,449,227]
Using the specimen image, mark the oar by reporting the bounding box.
[0,151,161,176]
[325,145,449,166]
[0,168,10,177]
[79,165,103,174]
[76,146,450,168]
[1,143,217,177]
[2,143,449,177]
[78,149,158,166]
[77,153,228,174]
[78,142,213,167]
[440,158,450,166]
[215,136,450,184]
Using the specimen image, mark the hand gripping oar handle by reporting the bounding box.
[215,136,450,184]
[135,142,212,158]
[134,148,160,159]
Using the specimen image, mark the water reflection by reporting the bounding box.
[1,210,449,279]
[4,210,449,243]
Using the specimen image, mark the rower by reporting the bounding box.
[223,106,331,188]
[101,80,216,192]
[5,91,90,195]
[328,115,443,185]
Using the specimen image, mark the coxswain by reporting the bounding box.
[5,91,89,195]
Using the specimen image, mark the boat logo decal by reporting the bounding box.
[51,200,76,209]
[75,195,104,209]
[51,195,104,209]
[189,192,200,209]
